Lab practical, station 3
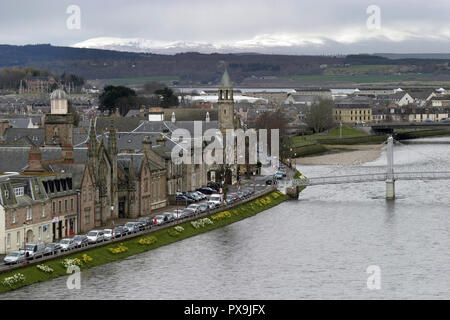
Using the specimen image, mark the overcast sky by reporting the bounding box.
[1,0,450,54]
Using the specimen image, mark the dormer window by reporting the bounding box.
[4,189,9,199]
[13,187,24,197]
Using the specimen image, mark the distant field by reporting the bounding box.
[290,73,433,83]
[107,76,179,86]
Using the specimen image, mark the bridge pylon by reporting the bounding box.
[386,135,395,200]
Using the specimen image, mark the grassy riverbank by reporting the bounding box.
[0,191,287,294]
[289,126,450,159]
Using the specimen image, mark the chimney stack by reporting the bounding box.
[142,136,152,154]
[0,120,9,137]
[26,146,45,172]
[157,133,165,146]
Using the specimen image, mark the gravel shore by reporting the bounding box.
[294,144,384,166]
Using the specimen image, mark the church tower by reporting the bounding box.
[218,69,235,132]
[108,118,119,219]
[45,89,74,147]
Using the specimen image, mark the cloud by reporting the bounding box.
[1,0,450,54]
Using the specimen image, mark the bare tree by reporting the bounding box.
[254,110,289,156]
[304,98,334,133]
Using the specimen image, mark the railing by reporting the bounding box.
[290,171,450,187]
[0,185,276,274]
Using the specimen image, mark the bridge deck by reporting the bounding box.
[291,171,450,186]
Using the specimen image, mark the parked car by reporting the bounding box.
[172,209,184,219]
[176,194,195,204]
[226,195,235,204]
[206,200,218,209]
[154,215,165,225]
[182,208,196,217]
[20,242,46,260]
[275,172,284,179]
[229,193,239,201]
[197,203,209,213]
[193,191,207,200]
[59,238,77,251]
[185,192,201,202]
[162,212,175,222]
[103,229,114,241]
[207,181,222,191]
[113,226,126,238]
[187,204,201,213]
[138,217,153,227]
[266,178,275,185]
[73,235,89,247]
[209,194,223,206]
[44,243,62,256]
[197,187,215,195]
[236,191,245,199]
[86,230,105,243]
[124,222,140,233]
[242,188,253,197]
[134,220,146,231]
[4,251,25,265]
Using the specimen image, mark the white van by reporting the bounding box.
[21,242,46,260]
[209,194,223,207]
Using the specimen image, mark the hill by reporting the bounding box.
[1,44,450,85]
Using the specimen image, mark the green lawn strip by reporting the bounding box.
[290,73,433,83]
[107,75,179,86]
[395,129,450,140]
[0,191,287,294]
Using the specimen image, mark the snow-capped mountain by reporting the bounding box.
[71,35,325,55]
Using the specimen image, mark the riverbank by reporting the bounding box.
[294,144,383,165]
[292,129,450,165]
[0,190,287,294]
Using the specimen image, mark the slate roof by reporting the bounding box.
[0,117,41,128]
[133,120,220,136]
[1,128,45,146]
[0,146,87,173]
[117,153,164,176]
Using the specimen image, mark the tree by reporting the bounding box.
[142,81,164,94]
[68,102,80,127]
[254,110,289,153]
[99,85,137,115]
[154,87,179,108]
[304,98,334,133]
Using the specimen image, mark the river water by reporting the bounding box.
[2,137,450,299]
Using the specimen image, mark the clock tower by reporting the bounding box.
[218,69,235,133]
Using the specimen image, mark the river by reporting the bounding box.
[2,137,450,299]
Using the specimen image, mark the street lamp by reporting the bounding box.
[23,222,27,265]
[111,205,114,241]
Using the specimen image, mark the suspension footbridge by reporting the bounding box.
[285,136,450,199]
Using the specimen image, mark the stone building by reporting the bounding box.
[0,173,52,254]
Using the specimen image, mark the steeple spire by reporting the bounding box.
[88,117,98,158]
[220,68,232,88]
[108,117,118,156]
